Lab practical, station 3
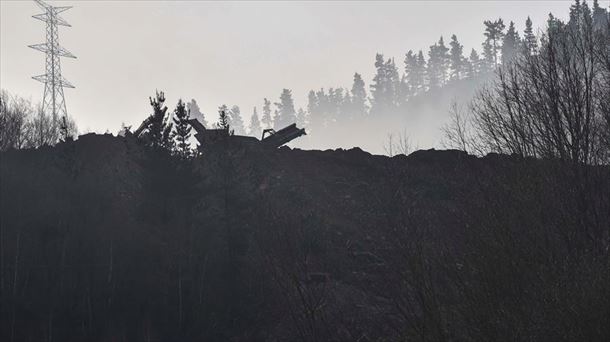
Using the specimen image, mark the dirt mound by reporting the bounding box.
[1,134,609,341]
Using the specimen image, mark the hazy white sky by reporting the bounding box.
[1,0,575,134]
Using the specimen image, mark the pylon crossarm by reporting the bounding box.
[60,77,75,89]
[28,43,76,58]
[32,74,48,84]
[33,0,72,14]
[28,43,48,53]
[31,75,75,89]
[53,6,73,14]
[32,13,71,26]
[32,13,49,23]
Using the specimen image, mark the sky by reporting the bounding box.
[1,0,575,136]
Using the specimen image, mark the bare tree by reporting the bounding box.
[471,15,610,165]
[0,91,33,150]
[29,105,60,148]
[383,129,415,157]
[0,90,78,150]
[441,100,481,154]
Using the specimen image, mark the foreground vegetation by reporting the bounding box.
[1,136,609,341]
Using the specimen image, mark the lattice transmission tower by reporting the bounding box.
[29,0,76,121]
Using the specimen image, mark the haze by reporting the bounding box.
[1,0,571,150]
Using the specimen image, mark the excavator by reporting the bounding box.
[133,116,306,149]
[186,119,306,149]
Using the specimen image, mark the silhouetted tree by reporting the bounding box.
[58,115,76,142]
[0,91,32,150]
[370,54,388,115]
[30,105,60,147]
[472,9,609,165]
[261,98,273,129]
[481,39,495,74]
[466,49,481,79]
[568,0,584,31]
[249,106,262,138]
[427,37,449,88]
[173,99,192,158]
[187,99,207,127]
[296,107,307,127]
[501,21,521,65]
[592,0,609,30]
[350,73,369,118]
[217,105,232,134]
[145,91,174,150]
[404,50,421,96]
[307,90,323,131]
[522,16,538,55]
[370,54,401,115]
[416,51,427,90]
[229,105,246,135]
[0,90,78,150]
[449,34,465,80]
[274,89,296,130]
[341,88,353,121]
[483,18,506,67]
[327,88,345,126]
[387,58,401,109]
[547,13,561,35]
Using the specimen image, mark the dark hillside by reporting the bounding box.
[1,134,609,341]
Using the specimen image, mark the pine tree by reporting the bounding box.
[370,54,401,115]
[261,98,272,129]
[186,99,207,128]
[427,37,449,89]
[547,13,561,35]
[437,36,450,83]
[385,58,401,110]
[273,109,280,128]
[569,0,583,31]
[370,55,401,114]
[449,34,465,81]
[523,16,538,55]
[483,19,506,68]
[307,90,322,131]
[592,0,610,30]
[416,51,427,91]
[370,53,388,115]
[581,1,593,30]
[404,50,417,95]
[146,91,174,150]
[173,99,192,158]
[229,105,245,135]
[350,72,368,118]
[217,105,232,134]
[274,89,296,130]
[316,88,331,128]
[249,106,262,138]
[327,87,343,126]
[341,89,353,121]
[462,57,473,80]
[481,40,495,74]
[404,50,428,97]
[296,107,307,127]
[501,21,521,64]
[466,48,480,79]
[397,74,409,108]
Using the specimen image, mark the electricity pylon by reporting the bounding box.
[29,0,76,122]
